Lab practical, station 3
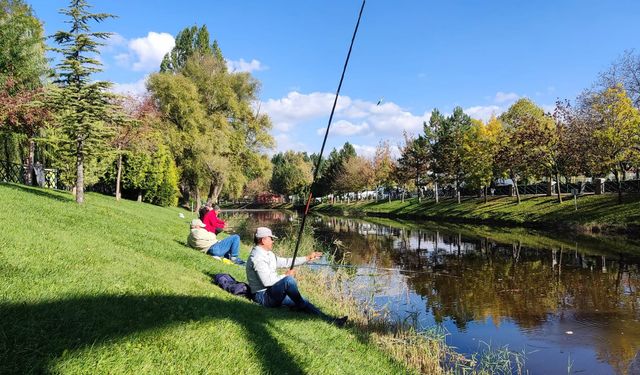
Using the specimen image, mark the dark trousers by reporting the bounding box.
[254,276,329,319]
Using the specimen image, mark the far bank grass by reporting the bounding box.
[313,194,640,232]
[0,183,411,374]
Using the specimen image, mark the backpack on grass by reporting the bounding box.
[213,273,252,299]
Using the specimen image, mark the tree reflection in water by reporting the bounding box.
[242,211,640,374]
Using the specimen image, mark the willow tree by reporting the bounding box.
[50,0,115,203]
[151,24,273,206]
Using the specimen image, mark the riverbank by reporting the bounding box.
[311,194,640,235]
[0,183,438,374]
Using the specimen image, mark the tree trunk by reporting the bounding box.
[115,152,123,201]
[484,185,488,204]
[614,169,622,204]
[195,188,202,211]
[434,180,439,203]
[555,171,562,203]
[512,174,521,204]
[75,140,84,204]
[24,138,35,185]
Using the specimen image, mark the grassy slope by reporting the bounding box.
[0,183,408,374]
[313,194,640,230]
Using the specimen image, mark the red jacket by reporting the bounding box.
[203,210,225,233]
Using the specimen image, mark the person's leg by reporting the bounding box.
[263,277,346,325]
[207,235,240,258]
[264,276,305,308]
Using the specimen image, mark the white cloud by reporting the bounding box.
[464,105,503,122]
[494,91,519,104]
[261,91,351,131]
[317,120,370,136]
[261,91,427,136]
[274,133,308,154]
[352,144,377,158]
[122,32,175,72]
[226,58,267,73]
[111,76,148,96]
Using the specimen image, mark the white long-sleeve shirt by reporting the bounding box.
[246,245,308,293]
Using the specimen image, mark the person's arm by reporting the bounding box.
[212,212,225,228]
[275,252,322,268]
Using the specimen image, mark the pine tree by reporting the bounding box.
[50,0,115,203]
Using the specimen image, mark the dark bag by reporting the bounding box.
[213,273,252,299]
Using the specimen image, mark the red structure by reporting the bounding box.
[256,192,284,204]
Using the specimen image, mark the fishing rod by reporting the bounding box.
[307,262,460,278]
[290,0,366,270]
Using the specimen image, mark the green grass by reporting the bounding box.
[0,183,410,374]
[313,194,640,232]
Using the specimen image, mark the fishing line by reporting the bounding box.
[307,262,461,278]
[290,0,367,269]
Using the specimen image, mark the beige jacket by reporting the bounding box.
[187,228,218,253]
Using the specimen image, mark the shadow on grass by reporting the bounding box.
[0,183,72,203]
[0,294,307,374]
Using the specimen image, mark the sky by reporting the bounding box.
[29,0,640,158]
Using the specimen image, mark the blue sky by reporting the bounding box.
[30,1,640,157]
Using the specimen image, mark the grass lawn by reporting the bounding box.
[0,183,410,374]
[314,194,640,231]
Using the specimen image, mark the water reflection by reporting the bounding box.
[238,211,640,374]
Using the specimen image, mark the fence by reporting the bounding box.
[416,179,640,200]
[0,161,58,189]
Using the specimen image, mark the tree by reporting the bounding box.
[497,99,549,204]
[151,26,273,206]
[598,50,640,109]
[333,155,374,201]
[0,82,51,184]
[0,0,50,184]
[424,109,446,203]
[270,151,312,200]
[584,85,640,204]
[431,107,472,203]
[396,133,428,201]
[463,117,502,203]
[111,95,156,201]
[50,0,116,203]
[160,25,223,73]
[0,0,49,91]
[372,140,395,201]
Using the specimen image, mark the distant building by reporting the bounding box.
[255,192,284,204]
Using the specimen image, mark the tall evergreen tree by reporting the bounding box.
[50,0,115,203]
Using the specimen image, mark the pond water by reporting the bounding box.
[228,209,640,374]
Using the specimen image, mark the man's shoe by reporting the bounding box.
[232,257,246,266]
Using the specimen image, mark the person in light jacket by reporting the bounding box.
[245,226,347,326]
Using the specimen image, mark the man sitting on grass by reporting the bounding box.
[246,227,348,327]
[187,219,245,265]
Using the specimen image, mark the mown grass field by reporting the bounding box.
[313,193,640,231]
[0,183,411,374]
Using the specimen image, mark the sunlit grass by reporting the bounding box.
[0,183,408,374]
[314,193,640,232]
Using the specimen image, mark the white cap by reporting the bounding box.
[191,219,206,228]
[255,227,278,239]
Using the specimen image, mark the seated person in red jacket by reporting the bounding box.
[203,205,225,234]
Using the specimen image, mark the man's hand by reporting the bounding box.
[285,269,297,277]
[306,252,323,262]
